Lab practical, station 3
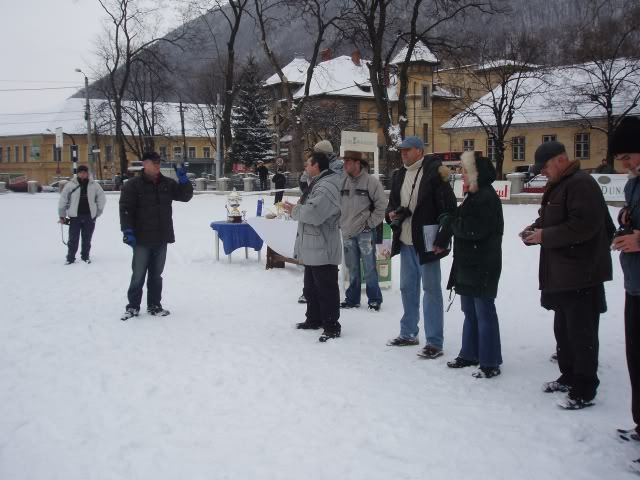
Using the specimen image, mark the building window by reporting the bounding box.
[0,146,3,162]
[173,146,182,160]
[463,139,475,151]
[542,134,557,143]
[159,146,167,160]
[512,136,525,161]
[450,85,463,97]
[575,133,590,159]
[203,147,211,158]
[15,146,20,162]
[422,124,429,145]
[487,138,496,162]
[7,146,10,162]
[422,85,430,108]
[188,146,196,159]
[23,146,28,163]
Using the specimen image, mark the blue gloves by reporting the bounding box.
[122,228,136,248]
[175,165,189,185]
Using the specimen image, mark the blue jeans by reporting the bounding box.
[66,214,95,262]
[459,296,502,368]
[399,243,444,348]
[126,243,167,309]
[343,230,382,306]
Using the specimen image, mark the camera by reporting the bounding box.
[390,206,412,232]
[615,206,633,238]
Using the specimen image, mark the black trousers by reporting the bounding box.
[274,191,284,204]
[67,214,95,262]
[549,286,602,401]
[626,293,640,432]
[303,265,341,332]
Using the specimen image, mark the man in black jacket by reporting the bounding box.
[385,136,457,358]
[119,151,194,320]
[521,141,612,410]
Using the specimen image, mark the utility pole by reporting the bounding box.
[179,101,187,167]
[75,68,94,177]
[216,94,223,179]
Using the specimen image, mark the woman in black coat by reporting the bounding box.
[440,152,504,378]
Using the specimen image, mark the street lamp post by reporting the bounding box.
[75,68,94,177]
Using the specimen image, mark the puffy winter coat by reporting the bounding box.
[531,162,613,293]
[292,169,342,265]
[386,155,457,263]
[119,172,193,246]
[58,177,106,219]
[442,154,503,298]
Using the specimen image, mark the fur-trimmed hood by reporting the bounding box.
[461,151,496,193]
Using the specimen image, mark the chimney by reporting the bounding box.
[320,48,332,62]
[351,49,361,66]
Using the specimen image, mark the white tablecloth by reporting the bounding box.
[246,217,298,259]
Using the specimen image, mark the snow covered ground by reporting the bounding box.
[0,192,636,479]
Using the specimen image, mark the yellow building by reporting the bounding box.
[0,98,217,185]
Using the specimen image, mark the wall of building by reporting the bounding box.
[444,122,610,173]
[0,134,216,185]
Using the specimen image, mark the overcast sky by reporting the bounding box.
[0,0,182,128]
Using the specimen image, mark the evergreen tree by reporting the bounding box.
[230,58,273,167]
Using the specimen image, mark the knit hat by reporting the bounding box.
[77,165,89,173]
[611,116,640,155]
[532,141,566,175]
[314,140,333,154]
[142,151,161,162]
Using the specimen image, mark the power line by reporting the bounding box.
[0,110,84,116]
[0,86,81,92]
[0,79,80,84]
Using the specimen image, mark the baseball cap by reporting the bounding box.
[398,136,424,150]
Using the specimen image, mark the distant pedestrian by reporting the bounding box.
[256,161,269,190]
[272,168,286,204]
[57,164,106,264]
[119,151,193,321]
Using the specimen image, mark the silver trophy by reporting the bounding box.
[225,188,243,223]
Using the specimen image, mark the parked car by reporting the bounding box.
[42,180,63,192]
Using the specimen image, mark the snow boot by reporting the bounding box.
[542,380,570,393]
[296,321,322,330]
[618,428,640,442]
[368,301,381,311]
[319,329,341,342]
[557,394,594,410]
[447,357,479,368]
[472,366,501,378]
[120,307,139,321]
[417,344,444,359]
[147,305,170,316]
[386,336,419,347]
[340,301,360,309]
[297,294,307,304]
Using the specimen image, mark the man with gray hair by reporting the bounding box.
[521,141,612,410]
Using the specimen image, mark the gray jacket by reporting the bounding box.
[340,170,386,239]
[58,177,106,219]
[621,176,640,295]
[292,169,342,265]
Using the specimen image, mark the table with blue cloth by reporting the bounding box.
[210,221,263,262]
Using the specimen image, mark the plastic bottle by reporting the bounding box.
[257,197,264,217]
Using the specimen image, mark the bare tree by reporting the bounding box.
[94,0,188,175]
[557,0,640,165]
[254,0,350,172]
[300,98,362,148]
[443,33,546,178]
[343,0,496,172]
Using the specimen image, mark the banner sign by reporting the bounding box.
[591,174,628,201]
